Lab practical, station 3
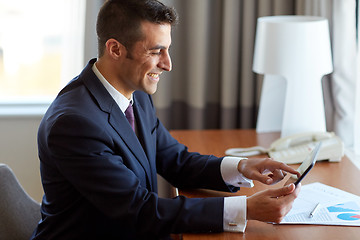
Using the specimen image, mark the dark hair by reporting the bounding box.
[96,0,178,57]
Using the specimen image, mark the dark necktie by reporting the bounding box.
[125,102,135,132]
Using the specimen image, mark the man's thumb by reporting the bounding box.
[270,184,295,198]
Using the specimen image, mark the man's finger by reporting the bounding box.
[270,169,286,184]
[270,161,301,177]
[250,171,274,184]
[268,184,296,198]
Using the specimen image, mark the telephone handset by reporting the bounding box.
[225,131,344,164]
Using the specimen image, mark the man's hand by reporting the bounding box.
[246,183,301,223]
[237,158,300,185]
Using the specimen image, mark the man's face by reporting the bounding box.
[118,21,172,98]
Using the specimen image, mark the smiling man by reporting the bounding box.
[30,0,300,239]
[95,20,172,99]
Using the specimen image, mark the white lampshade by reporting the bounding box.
[253,16,333,137]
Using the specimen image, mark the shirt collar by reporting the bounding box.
[92,61,133,114]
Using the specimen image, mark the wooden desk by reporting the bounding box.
[170,129,360,240]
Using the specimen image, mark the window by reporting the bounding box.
[0,0,86,114]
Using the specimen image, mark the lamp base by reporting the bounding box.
[256,75,286,133]
[256,74,327,138]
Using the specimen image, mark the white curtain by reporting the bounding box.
[355,0,360,155]
[331,0,358,151]
[300,0,359,157]
[61,0,86,87]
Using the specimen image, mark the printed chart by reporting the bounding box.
[280,182,360,226]
[327,202,360,222]
[337,213,360,221]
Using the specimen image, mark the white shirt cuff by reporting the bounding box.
[221,156,254,188]
[224,196,247,232]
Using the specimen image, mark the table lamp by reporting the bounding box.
[253,16,333,137]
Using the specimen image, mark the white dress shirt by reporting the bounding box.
[221,157,253,232]
[92,62,253,233]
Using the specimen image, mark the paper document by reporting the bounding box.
[280,182,360,226]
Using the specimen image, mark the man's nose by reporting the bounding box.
[158,51,172,72]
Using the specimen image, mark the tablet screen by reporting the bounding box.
[294,142,322,186]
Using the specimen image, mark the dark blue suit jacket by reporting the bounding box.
[31,59,238,239]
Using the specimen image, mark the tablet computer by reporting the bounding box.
[294,142,322,186]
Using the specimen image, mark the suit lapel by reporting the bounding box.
[108,106,153,182]
[133,99,157,192]
[81,59,153,189]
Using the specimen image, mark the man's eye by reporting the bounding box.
[151,51,161,55]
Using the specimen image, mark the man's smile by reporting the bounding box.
[147,72,161,81]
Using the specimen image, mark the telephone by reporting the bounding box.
[225,131,344,164]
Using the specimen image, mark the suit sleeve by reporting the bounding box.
[141,94,239,192]
[155,120,239,192]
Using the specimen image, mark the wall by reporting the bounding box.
[0,116,43,202]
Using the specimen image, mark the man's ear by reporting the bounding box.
[105,39,126,59]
